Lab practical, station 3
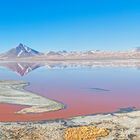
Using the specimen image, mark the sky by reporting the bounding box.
[0,0,140,52]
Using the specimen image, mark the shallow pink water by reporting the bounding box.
[0,67,140,122]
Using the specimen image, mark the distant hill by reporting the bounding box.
[135,47,140,52]
[1,43,43,58]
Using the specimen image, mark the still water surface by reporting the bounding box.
[0,63,140,121]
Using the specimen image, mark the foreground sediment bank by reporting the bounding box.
[0,110,140,140]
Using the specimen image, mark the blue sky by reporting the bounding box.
[0,0,140,52]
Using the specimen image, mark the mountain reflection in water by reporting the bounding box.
[0,62,44,76]
[0,60,140,76]
[0,61,140,122]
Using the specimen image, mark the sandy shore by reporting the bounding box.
[0,80,140,140]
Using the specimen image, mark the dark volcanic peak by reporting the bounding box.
[4,43,43,58]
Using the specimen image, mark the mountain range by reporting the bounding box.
[0,44,140,60]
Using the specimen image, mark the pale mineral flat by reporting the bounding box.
[0,80,64,114]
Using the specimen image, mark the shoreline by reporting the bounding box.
[1,57,140,61]
[0,110,140,140]
[0,59,140,69]
[0,80,64,115]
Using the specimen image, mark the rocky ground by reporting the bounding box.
[0,110,140,140]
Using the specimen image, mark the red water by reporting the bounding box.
[0,68,140,122]
[0,89,139,122]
